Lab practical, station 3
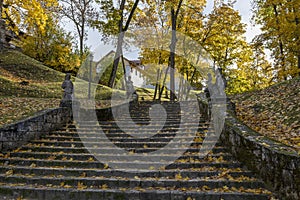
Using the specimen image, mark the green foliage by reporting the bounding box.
[0,50,65,98]
[20,17,81,73]
[76,52,124,88]
[98,63,124,87]
[93,0,140,40]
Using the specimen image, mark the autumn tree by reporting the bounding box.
[2,0,58,34]
[252,0,300,79]
[20,16,81,73]
[0,0,5,48]
[94,0,140,88]
[175,0,206,99]
[59,0,99,59]
[1,0,80,72]
[131,0,171,100]
[132,0,207,100]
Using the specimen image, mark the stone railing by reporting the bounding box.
[221,115,300,200]
[0,108,72,152]
[197,97,300,199]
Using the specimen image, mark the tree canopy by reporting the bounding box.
[0,0,298,94]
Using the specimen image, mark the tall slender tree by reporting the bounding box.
[94,0,140,88]
[168,0,183,101]
[0,0,4,48]
[59,0,99,59]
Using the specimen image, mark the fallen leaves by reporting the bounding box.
[77,182,87,190]
[29,163,37,168]
[232,78,300,151]
[0,97,60,127]
[5,169,14,176]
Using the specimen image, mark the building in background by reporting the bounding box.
[96,51,153,88]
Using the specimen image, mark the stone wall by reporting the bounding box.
[197,98,300,199]
[221,115,300,200]
[0,108,72,152]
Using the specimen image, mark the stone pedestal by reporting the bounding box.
[0,19,6,49]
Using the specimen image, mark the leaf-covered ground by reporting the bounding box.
[0,49,145,127]
[231,77,300,151]
[0,50,64,127]
[0,97,60,127]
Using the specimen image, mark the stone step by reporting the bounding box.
[42,135,215,143]
[49,131,210,138]
[73,127,202,133]
[0,184,271,200]
[26,141,220,149]
[0,158,242,169]
[15,146,227,154]
[8,152,233,162]
[0,165,254,179]
[81,120,209,127]
[79,123,203,129]
[0,174,265,190]
[0,100,273,199]
[48,133,220,142]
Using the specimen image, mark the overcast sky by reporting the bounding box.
[71,0,261,60]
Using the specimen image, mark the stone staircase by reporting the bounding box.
[0,101,273,199]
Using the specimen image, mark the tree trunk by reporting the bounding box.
[153,68,160,100]
[109,32,124,88]
[108,0,125,88]
[0,0,4,49]
[169,0,183,101]
[298,54,300,77]
[121,55,127,90]
[0,0,2,16]
[273,4,286,80]
[169,9,176,102]
[108,0,140,88]
[158,66,169,100]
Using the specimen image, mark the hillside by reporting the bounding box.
[231,77,300,152]
[0,50,65,98]
[0,50,126,127]
[0,50,65,127]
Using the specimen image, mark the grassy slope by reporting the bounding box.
[231,77,300,152]
[0,50,67,127]
[0,50,65,98]
[0,50,127,127]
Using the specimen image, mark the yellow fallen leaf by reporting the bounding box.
[30,163,36,168]
[80,172,86,178]
[87,157,94,162]
[5,170,13,176]
[101,184,108,189]
[103,163,109,169]
[77,182,87,190]
[175,173,182,180]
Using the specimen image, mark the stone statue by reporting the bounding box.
[215,69,226,97]
[216,67,227,89]
[62,73,73,101]
[126,76,138,100]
